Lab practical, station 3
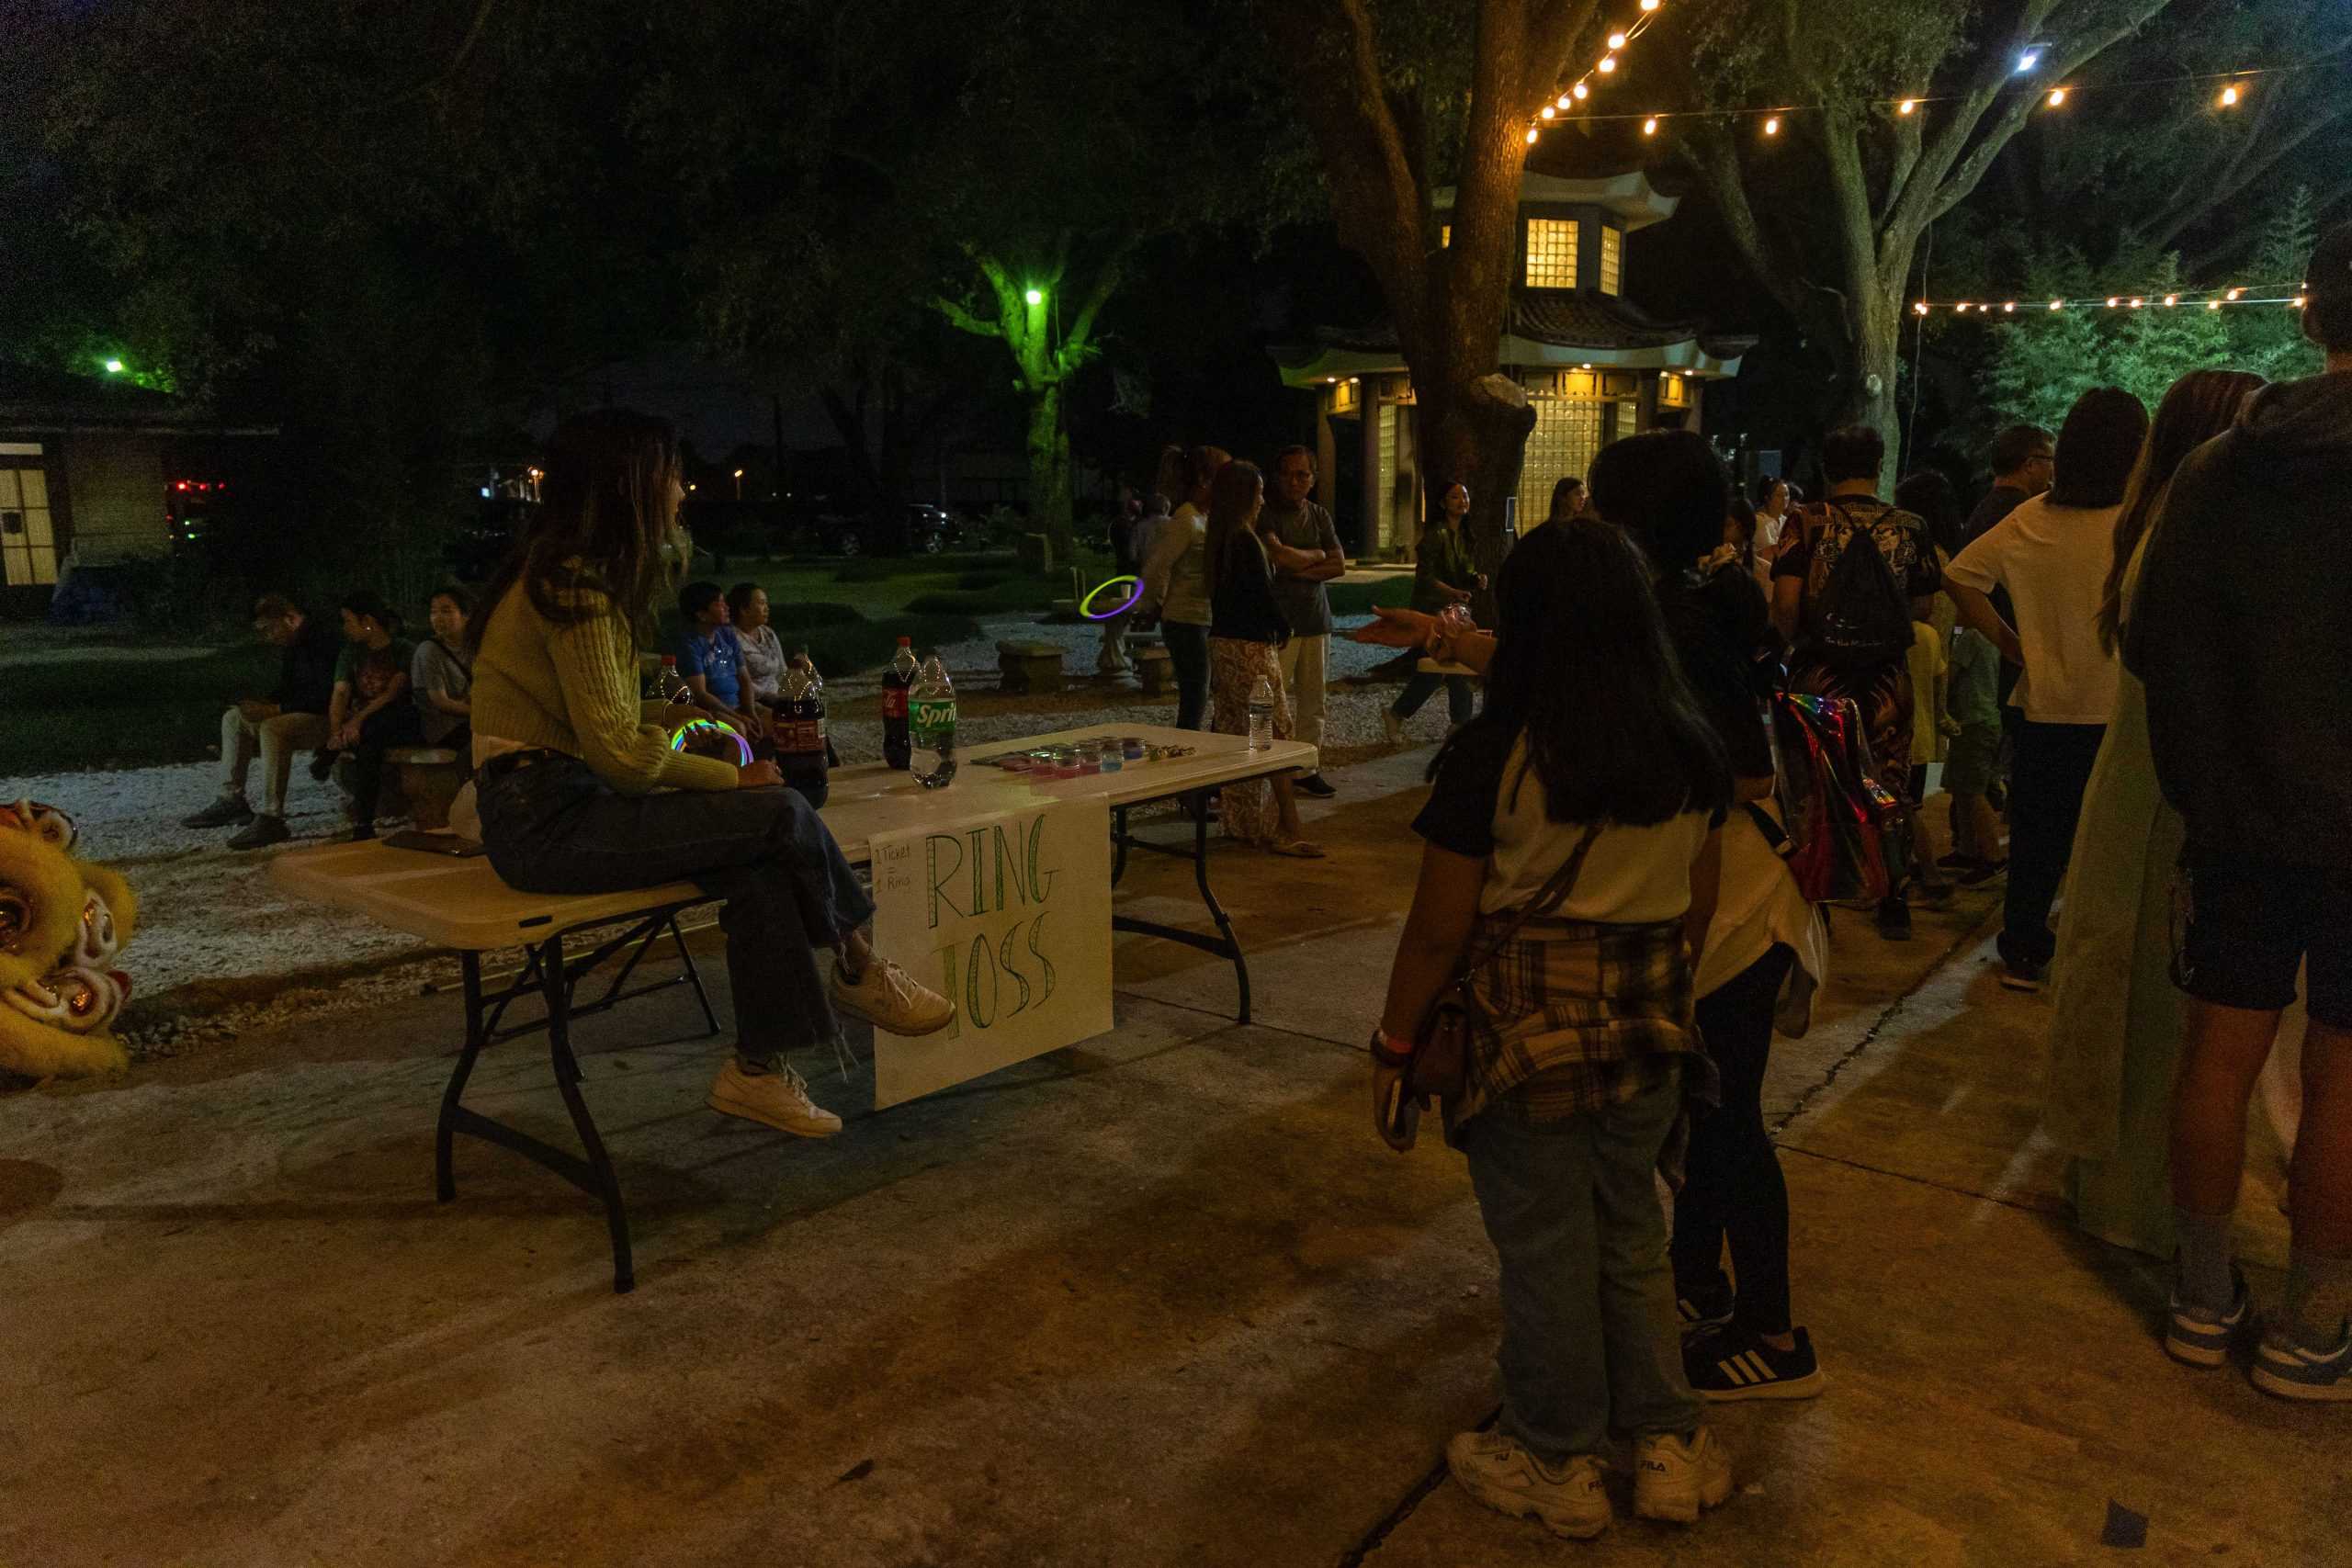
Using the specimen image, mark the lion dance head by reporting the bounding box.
[0,800,137,1078]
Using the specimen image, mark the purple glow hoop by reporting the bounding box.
[1080,575,1145,621]
[668,717,754,767]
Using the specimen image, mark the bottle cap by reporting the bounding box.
[896,636,911,646]
[662,654,677,665]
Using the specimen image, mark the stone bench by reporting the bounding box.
[386,747,466,831]
[996,640,1066,694]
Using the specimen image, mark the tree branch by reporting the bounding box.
[931,295,1001,338]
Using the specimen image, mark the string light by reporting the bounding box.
[1913,282,2302,314]
[1523,16,2330,151]
[1541,104,1556,118]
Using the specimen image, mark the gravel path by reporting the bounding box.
[6,610,1449,1064]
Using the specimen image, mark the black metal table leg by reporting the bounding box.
[437,952,489,1202]
[1109,785,1254,1024]
[1190,806,1250,1022]
[537,933,635,1293]
[668,916,721,1036]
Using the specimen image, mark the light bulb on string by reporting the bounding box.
[2107,297,2120,308]
[2164,294,2177,306]
[1573,82,1589,100]
[1526,127,1540,143]
[2004,301,2016,312]
[2130,297,2144,308]
[2226,288,2244,300]
[2219,84,2240,107]
[2049,300,2064,310]
[2208,300,2222,310]
[2294,295,2308,309]
[1599,55,1617,73]
[1642,116,1659,135]
[1639,0,1659,11]
[1541,104,1556,118]
[1955,301,1971,314]
[2047,87,2067,107]
[1763,115,1781,136]
[1914,301,1929,315]
[1898,98,1917,115]
[1558,93,1573,109]
[1608,31,1627,48]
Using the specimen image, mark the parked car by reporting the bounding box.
[905,503,970,554]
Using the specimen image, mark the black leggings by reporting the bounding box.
[1669,944,1797,1337]
[346,704,424,826]
[1163,621,1211,732]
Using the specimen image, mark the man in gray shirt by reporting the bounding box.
[1263,445,1347,796]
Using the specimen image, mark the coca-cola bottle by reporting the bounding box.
[777,662,830,808]
[882,636,917,770]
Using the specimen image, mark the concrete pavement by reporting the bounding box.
[2,749,2334,1567]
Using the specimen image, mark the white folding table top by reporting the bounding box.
[268,724,1315,952]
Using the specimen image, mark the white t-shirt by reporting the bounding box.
[1415,731,1716,920]
[1943,494,2121,725]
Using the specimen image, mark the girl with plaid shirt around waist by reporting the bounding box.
[1372,519,1736,1540]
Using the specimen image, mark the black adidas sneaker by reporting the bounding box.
[1684,1325,1826,1402]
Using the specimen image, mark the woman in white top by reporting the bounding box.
[1137,443,1226,730]
[1946,386,2150,991]
[728,582,789,705]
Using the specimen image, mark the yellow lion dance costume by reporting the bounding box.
[0,799,138,1077]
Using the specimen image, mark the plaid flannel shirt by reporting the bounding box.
[1442,912,1704,1142]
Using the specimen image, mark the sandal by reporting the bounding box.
[1266,838,1326,859]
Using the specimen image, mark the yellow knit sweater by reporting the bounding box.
[471,578,737,795]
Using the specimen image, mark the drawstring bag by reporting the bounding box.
[1801,502,1915,669]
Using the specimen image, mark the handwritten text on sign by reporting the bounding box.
[866,798,1113,1108]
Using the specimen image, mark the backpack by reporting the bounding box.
[1801,501,1915,669]
[1768,691,1902,903]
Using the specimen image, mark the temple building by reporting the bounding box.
[1272,170,1753,558]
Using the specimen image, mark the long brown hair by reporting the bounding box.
[2097,370,2265,651]
[1204,459,1266,592]
[469,409,682,654]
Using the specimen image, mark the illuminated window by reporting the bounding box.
[1440,224,1451,249]
[0,468,58,587]
[1525,219,1579,288]
[1600,227,1623,296]
[1516,380,1635,525]
[1330,378,1359,413]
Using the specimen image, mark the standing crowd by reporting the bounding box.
[1356,222,2352,1540]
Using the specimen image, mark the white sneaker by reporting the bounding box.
[1446,1430,1611,1540]
[1633,1427,1733,1524]
[707,1060,842,1137]
[833,956,956,1036]
[1382,709,1406,748]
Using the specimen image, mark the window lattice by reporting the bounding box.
[1600,227,1623,296]
[1515,395,1634,528]
[1524,219,1578,288]
[0,468,57,587]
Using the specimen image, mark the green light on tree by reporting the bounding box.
[1023,288,1044,306]
[104,359,125,373]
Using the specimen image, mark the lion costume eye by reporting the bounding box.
[0,886,29,953]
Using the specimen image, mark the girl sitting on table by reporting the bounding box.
[466,409,955,1139]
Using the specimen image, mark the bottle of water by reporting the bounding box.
[909,655,958,788]
[882,637,918,770]
[1248,673,1276,750]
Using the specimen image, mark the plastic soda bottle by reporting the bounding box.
[882,637,918,770]
[776,663,830,807]
[1248,673,1276,750]
[909,655,958,788]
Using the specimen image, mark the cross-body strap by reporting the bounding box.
[1459,820,1607,977]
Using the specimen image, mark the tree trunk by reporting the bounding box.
[1418,369,1535,597]
[1849,288,1906,490]
[1024,382,1072,568]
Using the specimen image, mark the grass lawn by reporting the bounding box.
[4,643,279,775]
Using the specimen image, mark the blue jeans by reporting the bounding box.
[476,755,875,1057]
[1392,671,1476,727]
[1460,1066,1701,1463]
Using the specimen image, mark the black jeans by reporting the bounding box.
[1669,944,1797,1337]
[347,704,425,826]
[2002,720,2106,968]
[1163,621,1211,731]
[476,755,875,1056]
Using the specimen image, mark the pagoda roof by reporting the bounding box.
[1271,291,1755,388]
